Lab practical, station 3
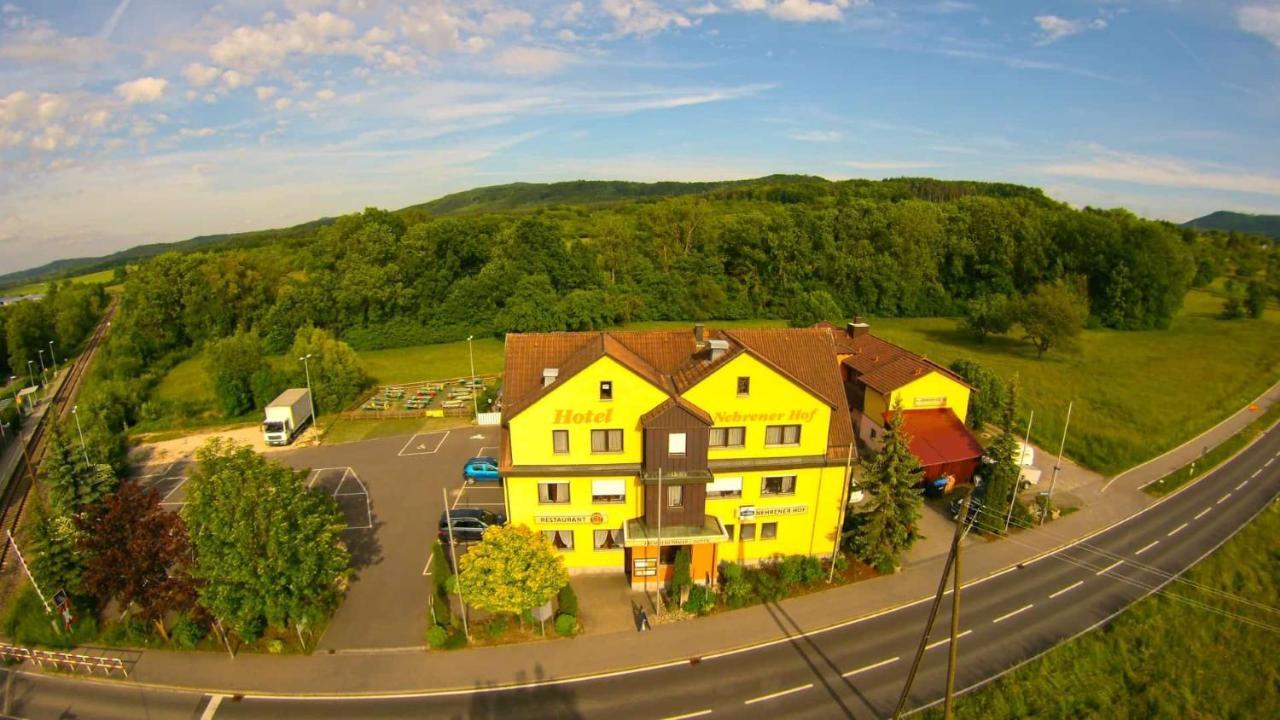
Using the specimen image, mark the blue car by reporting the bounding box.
[463,456,501,483]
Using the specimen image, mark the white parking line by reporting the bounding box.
[992,604,1033,624]
[398,431,449,457]
[1167,523,1188,537]
[1049,580,1083,599]
[1096,560,1123,576]
[842,656,899,677]
[1236,480,1248,491]
[477,445,497,457]
[1135,540,1159,556]
[926,630,972,650]
[743,683,812,705]
[200,694,224,720]
[1194,507,1212,520]
[1217,493,1231,504]
[661,711,712,720]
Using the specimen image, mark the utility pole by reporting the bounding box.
[1041,401,1073,526]
[48,340,57,373]
[441,488,470,641]
[829,440,856,583]
[72,405,91,465]
[1005,410,1033,533]
[466,335,478,418]
[944,490,968,719]
[894,487,972,719]
[655,467,664,614]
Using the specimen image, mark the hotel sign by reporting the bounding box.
[535,512,607,525]
[714,408,818,424]
[739,504,807,521]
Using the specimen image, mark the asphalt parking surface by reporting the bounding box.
[130,425,502,650]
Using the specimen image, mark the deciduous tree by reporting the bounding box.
[963,293,1015,341]
[1018,281,1088,358]
[206,331,267,417]
[289,327,371,414]
[457,524,568,619]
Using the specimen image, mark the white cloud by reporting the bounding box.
[210,11,361,72]
[0,14,114,65]
[1041,145,1280,197]
[602,0,693,36]
[480,9,533,34]
[1237,4,1280,48]
[315,89,337,101]
[562,2,585,24]
[220,70,252,90]
[256,86,279,101]
[179,127,217,138]
[116,77,169,103]
[557,28,579,42]
[732,0,858,23]
[183,62,223,87]
[275,97,294,110]
[844,160,940,170]
[1034,15,1107,45]
[788,129,844,142]
[493,46,574,76]
[690,3,721,16]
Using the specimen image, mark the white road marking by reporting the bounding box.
[843,656,899,677]
[743,683,812,705]
[1049,580,1083,599]
[1217,493,1231,504]
[1096,560,1123,576]
[1253,469,1263,478]
[200,695,224,720]
[1236,480,1248,491]
[1266,458,1274,467]
[422,554,434,577]
[398,430,449,457]
[661,711,712,720]
[1194,507,1212,520]
[926,630,972,650]
[1167,523,1188,537]
[477,445,497,457]
[1135,540,1159,556]
[993,605,1033,624]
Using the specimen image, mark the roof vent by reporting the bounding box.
[708,339,730,361]
[542,368,559,387]
[847,316,870,339]
[693,323,706,346]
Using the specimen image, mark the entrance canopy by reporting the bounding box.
[883,408,983,469]
[623,515,728,547]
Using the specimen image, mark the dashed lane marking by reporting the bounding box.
[1253,469,1263,478]
[1236,480,1248,491]
[1096,560,1123,576]
[926,630,972,650]
[1167,523,1188,537]
[661,711,712,720]
[842,656,899,677]
[993,605,1033,624]
[1266,458,1274,468]
[1217,493,1231,504]
[1049,580,1083,599]
[1194,507,1212,520]
[1135,540,1159,556]
[743,683,812,705]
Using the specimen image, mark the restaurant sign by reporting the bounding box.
[535,512,608,525]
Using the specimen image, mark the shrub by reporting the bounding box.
[555,614,577,637]
[266,638,285,654]
[485,615,509,639]
[719,562,755,609]
[170,614,207,649]
[777,556,806,589]
[444,628,469,649]
[682,585,716,615]
[832,552,849,573]
[751,568,785,602]
[557,583,579,617]
[800,556,823,584]
[671,547,692,598]
[426,625,448,649]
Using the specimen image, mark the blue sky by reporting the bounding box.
[2,1,1279,272]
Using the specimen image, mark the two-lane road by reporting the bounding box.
[4,424,1278,719]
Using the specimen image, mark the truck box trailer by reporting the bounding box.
[262,388,312,446]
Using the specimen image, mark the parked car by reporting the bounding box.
[438,508,506,543]
[463,456,501,482]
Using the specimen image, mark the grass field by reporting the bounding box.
[358,337,504,385]
[3,269,118,295]
[320,416,470,445]
[925,498,1280,719]
[868,289,1280,474]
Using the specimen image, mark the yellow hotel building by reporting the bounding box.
[499,325,855,588]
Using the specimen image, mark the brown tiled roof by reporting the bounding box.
[501,332,674,419]
[637,396,713,427]
[834,331,972,394]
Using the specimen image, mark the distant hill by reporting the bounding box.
[1,174,1058,290]
[1183,211,1280,239]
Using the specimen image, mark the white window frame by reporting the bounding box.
[538,482,571,504]
[761,475,797,496]
[591,479,627,504]
[668,432,687,456]
[591,429,624,453]
[706,476,743,499]
[764,424,802,447]
[544,529,574,550]
[552,429,569,454]
[593,527,624,551]
[761,522,778,540]
[709,426,746,449]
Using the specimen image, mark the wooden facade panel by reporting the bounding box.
[643,427,709,474]
[642,483,707,526]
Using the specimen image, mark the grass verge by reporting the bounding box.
[926,499,1280,719]
[1145,401,1280,497]
[319,415,472,445]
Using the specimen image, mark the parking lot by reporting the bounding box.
[129,426,504,651]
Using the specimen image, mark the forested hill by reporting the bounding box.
[2,175,1055,289]
[1184,211,1280,240]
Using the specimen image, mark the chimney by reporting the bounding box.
[847,316,870,339]
[542,368,559,387]
[693,323,705,345]
[708,339,730,361]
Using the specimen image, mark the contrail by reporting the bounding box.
[98,0,133,39]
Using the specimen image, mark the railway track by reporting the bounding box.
[0,297,118,571]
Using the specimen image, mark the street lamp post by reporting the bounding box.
[1,420,9,442]
[26,360,36,389]
[37,350,48,387]
[299,354,316,432]
[466,335,478,418]
[71,405,90,465]
[48,341,57,372]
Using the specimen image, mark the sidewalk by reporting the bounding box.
[0,370,65,498]
[25,381,1280,696]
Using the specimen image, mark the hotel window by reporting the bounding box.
[552,429,569,454]
[594,527,624,550]
[706,476,743,499]
[740,523,756,541]
[724,523,735,541]
[668,432,687,456]
[709,426,746,448]
[667,485,684,508]
[544,529,574,550]
[591,479,627,504]
[591,429,624,453]
[600,380,613,401]
[737,376,750,396]
[761,522,778,540]
[538,482,571,504]
[761,475,797,496]
[765,424,801,447]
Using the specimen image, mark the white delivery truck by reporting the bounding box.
[262,388,313,446]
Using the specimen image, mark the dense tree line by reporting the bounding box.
[2,282,107,383]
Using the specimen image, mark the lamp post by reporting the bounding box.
[26,360,36,389]
[37,350,48,387]
[48,341,57,375]
[466,335,478,418]
[1,420,9,442]
[72,405,90,465]
[299,354,316,432]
